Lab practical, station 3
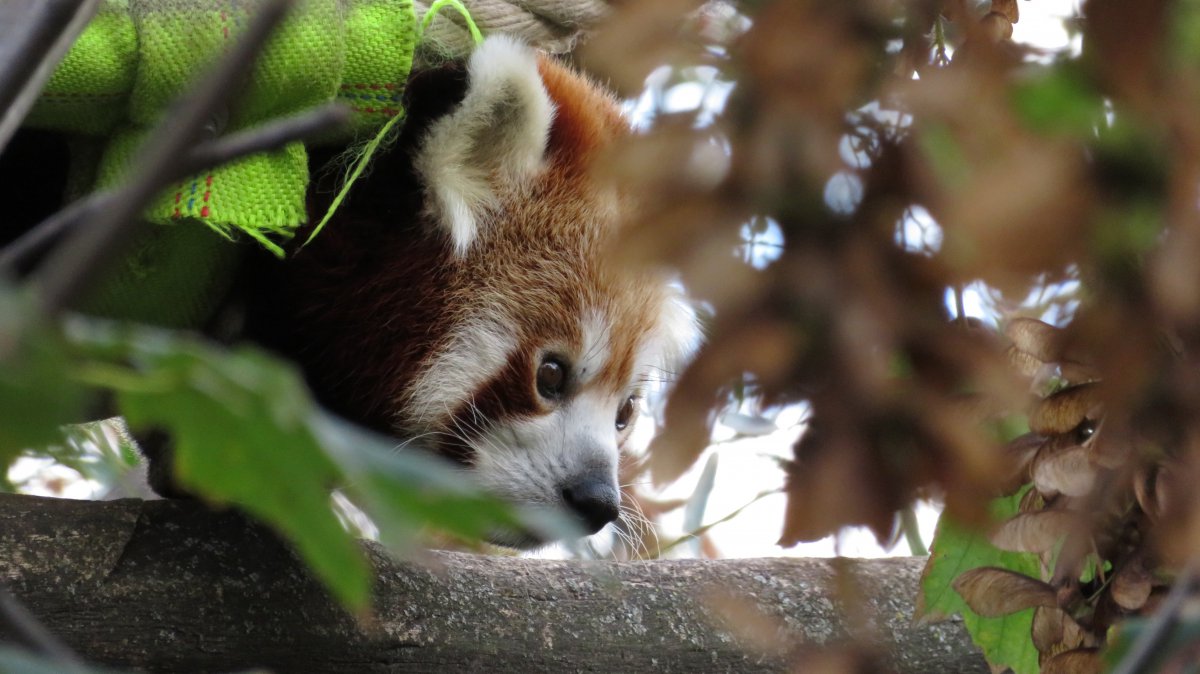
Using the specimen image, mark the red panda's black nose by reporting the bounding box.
[561,478,620,534]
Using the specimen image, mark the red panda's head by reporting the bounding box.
[276,36,698,546]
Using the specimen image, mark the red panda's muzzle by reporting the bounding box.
[561,474,621,534]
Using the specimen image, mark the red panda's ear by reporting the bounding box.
[653,289,703,376]
[413,35,555,256]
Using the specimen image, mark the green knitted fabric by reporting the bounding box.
[26,0,420,255]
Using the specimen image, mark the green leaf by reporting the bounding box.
[316,413,579,549]
[919,487,1043,674]
[0,293,90,465]
[65,319,579,604]
[67,322,370,610]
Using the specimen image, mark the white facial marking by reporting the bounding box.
[401,313,517,430]
[635,290,702,388]
[459,297,699,511]
[472,390,620,506]
[575,311,612,387]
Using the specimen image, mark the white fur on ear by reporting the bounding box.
[641,287,703,381]
[414,35,556,256]
[659,291,703,371]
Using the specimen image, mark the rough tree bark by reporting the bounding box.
[0,493,986,673]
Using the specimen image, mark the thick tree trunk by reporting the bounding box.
[0,493,986,673]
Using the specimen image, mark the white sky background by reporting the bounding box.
[546,0,1087,561]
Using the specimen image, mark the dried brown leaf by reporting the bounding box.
[918,122,1092,291]
[991,510,1077,553]
[1030,384,1100,436]
[577,0,704,96]
[1031,607,1090,653]
[1048,532,1094,595]
[952,567,1057,617]
[1000,432,1045,493]
[1018,486,1047,513]
[1031,606,1063,654]
[990,0,1019,23]
[1110,556,1152,611]
[650,317,799,487]
[1032,443,1097,498]
[1006,318,1063,364]
[1008,345,1049,378]
[1058,362,1100,384]
[1085,0,1169,101]
[1040,648,1102,674]
[780,426,896,545]
[1088,422,1133,469]
[979,12,1014,43]
[1133,466,1158,519]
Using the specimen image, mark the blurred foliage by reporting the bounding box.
[582,0,1200,670]
[8,0,1200,669]
[0,294,90,457]
[0,291,569,610]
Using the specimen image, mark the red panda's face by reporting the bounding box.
[284,37,698,546]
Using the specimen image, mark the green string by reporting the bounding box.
[420,0,485,45]
[303,0,484,248]
[303,110,406,246]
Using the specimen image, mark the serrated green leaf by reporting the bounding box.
[315,413,579,549]
[919,487,1043,674]
[119,344,369,610]
[65,321,370,611]
[64,318,578,603]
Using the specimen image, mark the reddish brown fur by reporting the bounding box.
[261,55,669,464]
[437,58,666,429]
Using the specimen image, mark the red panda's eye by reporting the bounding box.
[536,358,567,399]
[615,396,636,431]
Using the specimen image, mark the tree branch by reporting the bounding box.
[0,493,986,673]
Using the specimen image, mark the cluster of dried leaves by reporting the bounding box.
[584,0,1200,669]
[951,319,1170,672]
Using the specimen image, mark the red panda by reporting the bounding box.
[249,36,699,546]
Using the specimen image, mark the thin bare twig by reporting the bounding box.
[0,583,88,672]
[30,0,293,315]
[0,104,348,276]
[0,0,99,153]
[186,104,349,174]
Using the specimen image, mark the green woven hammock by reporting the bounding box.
[28,0,420,253]
[23,0,426,327]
